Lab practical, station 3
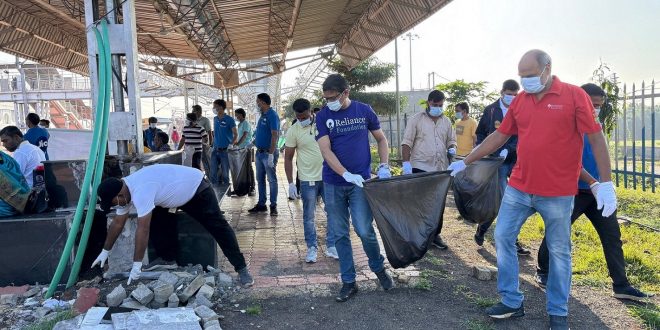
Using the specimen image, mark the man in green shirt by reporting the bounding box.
[284,99,338,263]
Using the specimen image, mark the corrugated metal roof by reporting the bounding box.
[0,0,452,86]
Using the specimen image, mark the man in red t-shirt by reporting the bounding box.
[448,49,617,330]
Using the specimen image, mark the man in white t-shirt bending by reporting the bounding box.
[92,164,253,286]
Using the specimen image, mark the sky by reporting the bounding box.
[284,0,660,94]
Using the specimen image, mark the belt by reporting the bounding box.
[215,147,228,151]
[256,149,269,153]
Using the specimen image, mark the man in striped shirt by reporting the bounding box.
[178,113,208,170]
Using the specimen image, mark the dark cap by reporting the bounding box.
[97,177,123,211]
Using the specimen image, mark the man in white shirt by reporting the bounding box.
[93,164,254,286]
[0,126,46,187]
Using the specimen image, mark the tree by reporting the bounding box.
[418,79,499,121]
[591,61,621,136]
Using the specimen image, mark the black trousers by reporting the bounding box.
[192,152,202,170]
[413,168,443,235]
[149,179,247,271]
[537,190,629,289]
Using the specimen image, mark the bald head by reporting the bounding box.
[518,49,553,94]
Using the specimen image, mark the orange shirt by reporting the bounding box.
[497,76,602,196]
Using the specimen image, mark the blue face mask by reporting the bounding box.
[521,66,550,94]
[502,94,515,105]
[428,106,443,117]
[299,117,312,127]
[455,112,463,120]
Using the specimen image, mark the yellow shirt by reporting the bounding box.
[285,121,323,182]
[455,117,477,156]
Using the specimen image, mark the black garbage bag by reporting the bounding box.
[452,157,504,224]
[228,148,251,196]
[363,171,452,269]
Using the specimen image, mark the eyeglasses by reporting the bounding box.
[323,91,344,102]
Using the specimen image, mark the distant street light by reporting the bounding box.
[402,32,419,91]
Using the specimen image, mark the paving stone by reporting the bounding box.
[130,283,154,305]
[35,307,51,319]
[73,287,100,314]
[172,272,195,280]
[179,275,205,303]
[194,305,219,324]
[203,319,223,330]
[159,272,180,286]
[148,300,165,309]
[167,293,179,308]
[197,285,214,299]
[112,308,201,330]
[0,294,18,306]
[0,285,29,296]
[120,298,148,310]
[23,297,40,307]
[216,273,233,287]
[152,281,174,304]
[194,294,213,308]
[204,276,215,287]
[23,286,41,298]
[106,284,127,307]
[81,307,109,327]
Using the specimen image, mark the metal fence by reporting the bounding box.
[612,80,659,192]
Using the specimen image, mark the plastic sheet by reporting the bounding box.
[452,157,504,224]
[228,148,251,196]
[363,171,452,268]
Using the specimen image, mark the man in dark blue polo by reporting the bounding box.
[210,99,237,187]
[24,113,50,160]
[248,93,280,216]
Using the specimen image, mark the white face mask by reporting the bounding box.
[428,106,443,117]
[327,92,344,111]
[594,107,601,117]
[299,117,312,127]
[149,123,157,129]
[502,94,515,105]
[520,65,550,94]
[212,108,218,115]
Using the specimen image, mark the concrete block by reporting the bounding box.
[148,300,165,309]
[106,285,127,307]
[197,285,214,299]
[159,272,180,287]
[73,287,100,314]
[179,275,205,303]
[194,305,219,324]
[107,216,141,275]
[203,319,223,330]
[120,298,148,310]
[81,307,109,327]
[204,276,215,287]
[216,273,233,287]
[112,308,201,330]
[153,281,174,304]
[167,293,179,308]
[194,294,213,309]
[473,265,497,281]
[23,286,41,298]
[131,283,154,305]
[0,294,18,305]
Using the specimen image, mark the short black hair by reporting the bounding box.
[156,131,169,144]
[257,93,271,105]
[39,119,50,127]
[235,108,246,117]
[455,102,470,113]
[502,79,520,92]
[292,98,311,113]
[26,113,40,125]
[186,113,197,122]
[322,74,349,93]
[581,83,606,98]
[213,99,227,109]
[428,90,445,102]
[97,177,123,211]
[148,117,158,123]
[0,125,23,138]
[192,105,202,112]
[313,107,321,113]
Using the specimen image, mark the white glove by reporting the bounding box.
[447,160,467,177]
[402,161,413,175]
[342,172,365,188]
[127,262,142,285]
[267,153,275,167]
[288,182,299,199]
[448,147,457,155]
[499,149,509,159]
[91,249,110,268]
[377,164,391,179]
[590,181,617,217]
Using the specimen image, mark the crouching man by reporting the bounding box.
[91,164,254,286]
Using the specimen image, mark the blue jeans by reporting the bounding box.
[255,150,278,206]
[324,183,385,283]
[210,148,230,185]
[300,181,336,249]
[477,161,515,234]
[495,186,574,316]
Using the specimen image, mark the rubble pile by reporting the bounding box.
[0,265,244,330]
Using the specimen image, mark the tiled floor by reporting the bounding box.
[215,164,419,290]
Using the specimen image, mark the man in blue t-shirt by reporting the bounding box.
[143,117,162,151]
[248,93,281,216]
[24,113,50,160]
[315,74,394,302]
[535,83,653,301]
[210,99,237,187]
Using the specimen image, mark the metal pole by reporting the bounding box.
[652,80,656,193]
[632,83,636,190]
[395,38,401,159]
[106,0,128,155]
[641,81,646,191]
[408,36,413,91]
[623,84,628,188]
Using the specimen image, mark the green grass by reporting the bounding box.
[463,319,495,330]
[413,277,432,291]
[616,187,660,228]
[628,304,660,330]
[246,304,262,316]
[24,309,75,330]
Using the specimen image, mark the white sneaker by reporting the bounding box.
[325,246,339,260]
[306,246,317,263]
